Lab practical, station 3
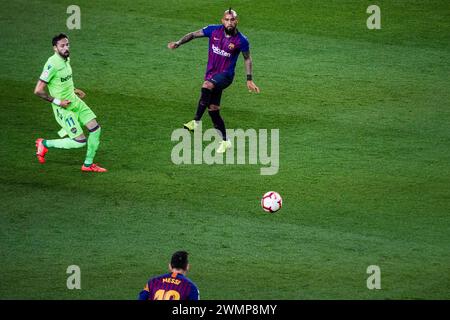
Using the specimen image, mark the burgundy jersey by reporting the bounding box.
[202,24,250,80]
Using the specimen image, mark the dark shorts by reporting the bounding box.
[206,73,233,106]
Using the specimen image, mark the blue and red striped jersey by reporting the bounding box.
[138,272,200,300]
[202,24,250,80]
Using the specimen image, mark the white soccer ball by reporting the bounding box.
[261,191,282,213]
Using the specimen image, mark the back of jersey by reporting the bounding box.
[139,272,199,300]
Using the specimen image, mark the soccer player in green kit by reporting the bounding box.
[34,33,107,172]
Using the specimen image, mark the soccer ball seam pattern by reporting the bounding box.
[261,191,282,213]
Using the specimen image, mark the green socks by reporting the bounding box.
[84,127,102,166]
[43,127,101,166]
[44,138,86,149]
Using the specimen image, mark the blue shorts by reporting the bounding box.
[207,72,233,90]
[206,73,233,106]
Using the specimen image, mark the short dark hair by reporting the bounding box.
[170,251,189,270]
[52,33,68,46]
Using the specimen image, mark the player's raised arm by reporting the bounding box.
[34,79,71,107]
[242,50,260,93]
[168,29,205,49]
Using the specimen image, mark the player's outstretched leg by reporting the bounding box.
[208,105,231,153]
[36,137,86,163]
[184,85,213,131]
[81,121,107,172]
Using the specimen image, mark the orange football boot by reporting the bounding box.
[35,138,48,164]
[81,163,108,172]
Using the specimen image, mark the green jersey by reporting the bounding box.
[39,52,97,139]
[39,53,76,102]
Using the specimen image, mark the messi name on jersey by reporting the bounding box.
[162,277,181,285]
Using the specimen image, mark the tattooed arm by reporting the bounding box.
[168,29,205,49]
[34,80,71,107]
[242,50,260,93]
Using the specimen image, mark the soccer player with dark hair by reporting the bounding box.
[34,33,107,172]
[168,8,260,153]
[138,251,200,300]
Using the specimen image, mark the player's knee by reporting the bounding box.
[88,124,101,133]
[86,118,100,131]
[208,104,220,111]
[73,137,87,148]
[202,81,215,90]
[75,133,86,140]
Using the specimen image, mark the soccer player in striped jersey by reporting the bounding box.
[168,8,260,153]
[138,251,200,300]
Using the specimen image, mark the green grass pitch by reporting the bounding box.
[0,0,449,299]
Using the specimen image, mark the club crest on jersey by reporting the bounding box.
[228,43,235,50]
[41,70,49,79]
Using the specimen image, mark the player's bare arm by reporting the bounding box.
[34,80,71,107]
[242,50,260,93]
[168,29,205,49]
